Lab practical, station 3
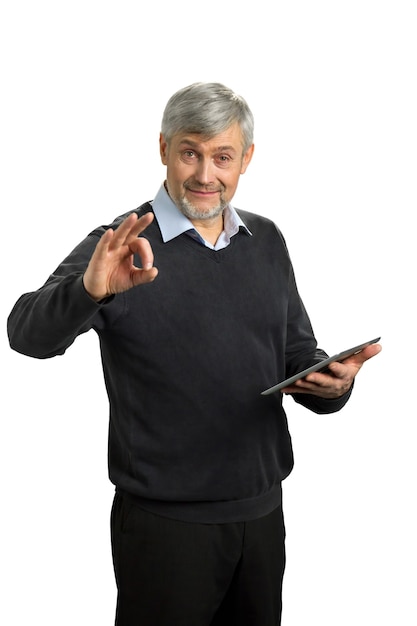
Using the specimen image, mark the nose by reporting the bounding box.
[194,157,215,185]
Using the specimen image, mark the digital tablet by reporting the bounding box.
[261,336,381,396]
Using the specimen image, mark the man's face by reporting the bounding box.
[159,123,254,222]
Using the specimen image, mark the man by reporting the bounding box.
[7,82,381,625]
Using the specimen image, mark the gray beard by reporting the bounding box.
[177,195,226,221]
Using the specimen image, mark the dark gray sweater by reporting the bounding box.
[7,202,351,523]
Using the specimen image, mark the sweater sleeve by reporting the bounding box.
[7,233,107,359]
[284,260,353,415]
[291,384,353,414]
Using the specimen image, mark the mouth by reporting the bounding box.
[185,186,222,197]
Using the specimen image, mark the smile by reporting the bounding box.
[186,188,221,195]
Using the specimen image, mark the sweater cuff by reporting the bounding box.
[79,274,115,306]
[292,380,354,415]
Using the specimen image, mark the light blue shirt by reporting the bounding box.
[151,184,252,251]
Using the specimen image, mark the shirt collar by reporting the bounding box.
[151,183,252,248]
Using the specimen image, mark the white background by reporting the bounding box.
[1,1,415,624]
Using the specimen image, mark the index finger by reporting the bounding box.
[112,211,155,247]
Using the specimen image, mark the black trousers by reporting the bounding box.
[111,491,286,626]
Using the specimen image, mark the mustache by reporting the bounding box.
[184,181,225,193]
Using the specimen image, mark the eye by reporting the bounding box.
[216,154,232,167]
[181,149,197,163]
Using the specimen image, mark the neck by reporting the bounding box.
[191,215,224,246]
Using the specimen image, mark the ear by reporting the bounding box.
[159,133,168,165]
[240,143,254,174]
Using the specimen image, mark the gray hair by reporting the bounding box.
[161,82,254,153]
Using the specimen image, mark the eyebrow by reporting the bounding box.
[178,139,238,154]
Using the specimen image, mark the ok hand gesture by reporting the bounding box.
[83,212,158,301]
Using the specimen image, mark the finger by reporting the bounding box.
[131,265,159,287]
[326,361,350,378]
[111,212,155,249]
[280,381,325,395]
[109,212,139,248]
[127,212,155,241]
[281,374,328,393]
[130,235,155,270]
[91,226,115,261]
[281,376,350,397]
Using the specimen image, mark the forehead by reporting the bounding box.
[172,123,244,152]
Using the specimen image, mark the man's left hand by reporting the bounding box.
[281,342,382,398]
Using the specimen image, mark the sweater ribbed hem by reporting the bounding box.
[116,483,282,524]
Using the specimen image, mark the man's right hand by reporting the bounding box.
[83,211,158,301]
